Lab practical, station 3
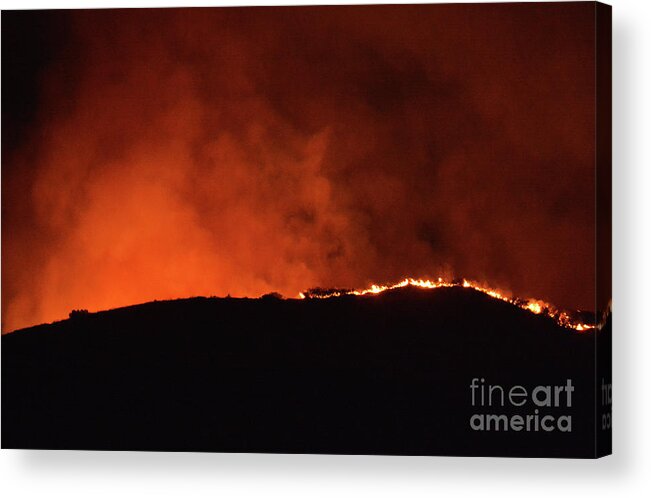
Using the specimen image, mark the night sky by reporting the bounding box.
[2,3,598,332]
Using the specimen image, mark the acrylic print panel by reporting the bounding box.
[1,2,612,457]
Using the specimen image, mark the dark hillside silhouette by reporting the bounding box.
[2,286,609,456]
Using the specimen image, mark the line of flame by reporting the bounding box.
[298,277,596,332]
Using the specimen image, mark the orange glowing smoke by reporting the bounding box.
[299,277,596,332]
[3,7,601,333]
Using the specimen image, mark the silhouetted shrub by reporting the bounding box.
[69,309,89,320]
[261,292,284,300]
[302,287,352,299]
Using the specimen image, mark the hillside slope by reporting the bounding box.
[2,286,606,456]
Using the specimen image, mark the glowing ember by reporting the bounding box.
[299,277,597,332]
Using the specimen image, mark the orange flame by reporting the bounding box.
[299,277,597,332]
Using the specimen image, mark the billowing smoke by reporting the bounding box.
[2,4,596,331]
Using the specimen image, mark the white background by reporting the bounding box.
[1,0,649,496]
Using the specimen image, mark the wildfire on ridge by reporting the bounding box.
[298,277,596,332]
